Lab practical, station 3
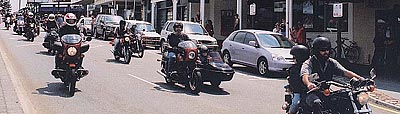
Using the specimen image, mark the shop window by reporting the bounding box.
[293,0,348,32]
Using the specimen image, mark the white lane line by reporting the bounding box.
[8,38,17,40]
[128,74,159,87]
[16,44,40,47]
[90,45,104,49]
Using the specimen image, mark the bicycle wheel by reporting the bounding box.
[344,47,360,64]
[330,48,337,58]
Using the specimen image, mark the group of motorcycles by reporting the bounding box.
[111,32,145,64]
[282,69,377,114]
[9,18,39,42]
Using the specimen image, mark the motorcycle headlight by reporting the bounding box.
[67,47,78,56]
[357,92,369,106]
[30,24,34,28]
[272,54,286,62]
[125,37,130,42]
[188,51,196,59]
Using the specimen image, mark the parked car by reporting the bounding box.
[221,30,295,77]
[159,21,217,52]
[77,17,92,36]
[126,20,161,49]
[93,14,124,40]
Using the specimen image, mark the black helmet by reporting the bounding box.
[290,45,310,63]
[173,22,183,29]
[119,20,126,26]
[199,45,208,53]
[312,37,331,52]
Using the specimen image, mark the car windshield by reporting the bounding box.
[184,23,207,35]
[257,33,293,48]
[136,23,156,32]
[84,19,91,25]
[61,34,82,44]
[209,52,224,63]
[178,41,197,49]
[105,16,123,24]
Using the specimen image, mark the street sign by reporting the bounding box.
[250,3,256,16]
[333,3,343,18]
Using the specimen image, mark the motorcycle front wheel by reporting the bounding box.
[138,44,144,58]
[186,70,203,94]
[122,46,131,64]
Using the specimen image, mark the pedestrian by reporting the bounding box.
[280,18,286,36]
[194,11,201,23]
[273,22,281,34]
[295,22,306,45]
[234,14,240,30]
[372,19,387,76]
[91,15,95,36]
[205,20,214,37]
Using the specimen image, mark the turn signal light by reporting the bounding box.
[369,85,375,92]
[323,89,331,96]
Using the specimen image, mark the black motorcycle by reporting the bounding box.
[5,17,11,30]
[158,41,202,94]
[25,23,37,42]
[282,69,376,114]
[113,33,144,64]
[51,34,91,97]
[14,16,25,35]
[42,28,59,55]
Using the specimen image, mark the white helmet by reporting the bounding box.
[48,14,55,21]
[28,12,34,18]
[64,13,77,26]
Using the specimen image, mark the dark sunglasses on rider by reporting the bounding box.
[319,48,330,52]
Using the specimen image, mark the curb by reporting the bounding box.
[369,91,400,112]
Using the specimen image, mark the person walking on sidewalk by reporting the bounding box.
[205,20,214,37]
[273,22,281,34]
[295,22,306,45]
[234,14,240,31]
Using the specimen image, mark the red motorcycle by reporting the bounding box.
[159,41,203,94]
[52,34,91,96]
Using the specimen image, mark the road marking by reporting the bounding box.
[369,103,400,114]
[0,40,37,114]
[90,45,104,49]
[128,74,159,87]
[16,44,40,47]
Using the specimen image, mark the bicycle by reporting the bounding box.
[331,37,361,64]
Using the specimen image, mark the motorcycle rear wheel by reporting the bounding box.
[68,81,76,97]
[187,71,203,94]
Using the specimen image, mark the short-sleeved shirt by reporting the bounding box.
[167,33,190,47]
[301,56,348,82]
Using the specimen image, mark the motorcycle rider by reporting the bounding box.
[43,14,59,42]
[4,13,12,28]
[55,13,81,69]
[166,22,190,72]
[287,45,309,114]
[198,45,210,64]
[24,12,39,37]
[301,37,365,113]
[113,20,130,54]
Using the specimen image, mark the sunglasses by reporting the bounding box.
[320,49,330,52]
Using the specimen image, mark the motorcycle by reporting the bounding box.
[282,69,376,114]
[42,28,59,55]
[14,16,24,35]
[193,45,234,88]
[112,33,144,64]
[5,17,11,30]
[51,34,91,97]
[25,23,37,42]
[158,41,202,94]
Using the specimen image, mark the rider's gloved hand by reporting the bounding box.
[307,83,316,90]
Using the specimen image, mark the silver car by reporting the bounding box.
[221,30,295,77]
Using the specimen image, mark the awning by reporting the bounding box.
[73,0,94,5]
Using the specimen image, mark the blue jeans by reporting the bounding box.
[289,93,301,113]
[114,38,121,52]
[167,52,176,71]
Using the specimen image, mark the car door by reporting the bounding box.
[242,32,259,66]
[164,22,175,41]
[230,31,246,63]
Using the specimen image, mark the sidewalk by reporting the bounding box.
[338,59,400,111]
[0,48,24,113]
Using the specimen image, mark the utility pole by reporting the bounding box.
[124,0,127,19]
[19,0,21,10]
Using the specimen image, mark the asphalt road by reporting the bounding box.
[0,29,396,114]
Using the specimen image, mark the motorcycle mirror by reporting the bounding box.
[369,68,376,79]
[86,36,92,41]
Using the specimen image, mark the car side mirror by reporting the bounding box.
[249,41,259,47]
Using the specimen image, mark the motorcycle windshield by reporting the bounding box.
[208,52,224,63]
[178,41,197,49]
[61,34,82,44]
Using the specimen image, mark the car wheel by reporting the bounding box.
[223,51,233,67]
[103,30,107,41]
[257,58,269,77]
[94,29,99,39]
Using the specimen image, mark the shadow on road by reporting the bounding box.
[36,50,54,56]
[34,82,81,98]
[153,82,230,96]
[17,39,32,42]
[105,58,122,64]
